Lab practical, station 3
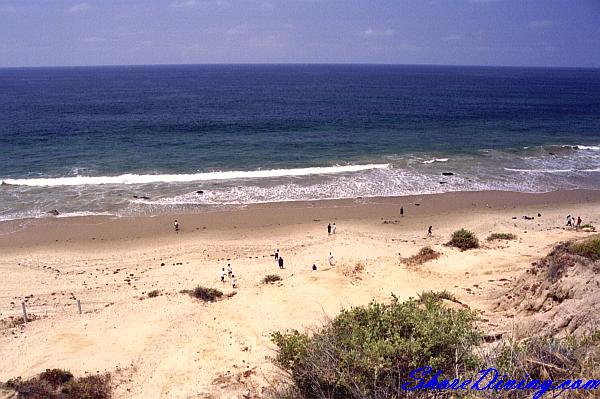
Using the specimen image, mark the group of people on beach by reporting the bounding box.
[220,263,237,288]
[566,214,583,229]
[327,222,337,235]
[274,249,284,269]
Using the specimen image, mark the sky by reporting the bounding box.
[0,0,599,68]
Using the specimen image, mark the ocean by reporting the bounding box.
[1,64,599,221]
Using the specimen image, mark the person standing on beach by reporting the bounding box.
[577,216,582,229]
[400,206,404,216]
[231,275,237,289]
[427,226,433,237]
[332,223,337,234]
[275,249,279,261]
[328,252,334,266]
[227,263,233,277]
[220,268,226,283]
[566,215,572,227]
[278,256,284,269]
[327,223,332,235]
[174,220,179,232]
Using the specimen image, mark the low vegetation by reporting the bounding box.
[580,223,596,230]
[182,286,223,302]
[486,232,518,241]
[270,291,600,399]
[147,289,160,298]
[262,274,282,284]
[402,246,441,266]
[447,228,480,250]
[0,314,39,330]
[340,261,366,277]
[270,294,480,398]
[2,369,111,399]
[569,235,600,260]
[417,290,456,303]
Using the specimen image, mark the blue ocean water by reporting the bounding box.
[1,64,599,220]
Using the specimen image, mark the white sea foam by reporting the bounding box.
[576,145,600,150]
[421,158,449,164]
[1,164,390,187]
[504,168,573,173]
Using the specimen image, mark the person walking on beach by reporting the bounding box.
[227,263,233,277]
[220,268,226,283]
[174,220,179,232]
[231,275,237,289]
[332,223,337,234]
[328,252,334,266]
[327,223,332,235]
[566,215,572,227]
[576,216,582,229]
[427,226,433,237]
[274,249,279,261]
[400,206,404,216]
[278,256,284,269]
[312,263,317,271]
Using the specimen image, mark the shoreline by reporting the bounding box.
[2,189,599,250]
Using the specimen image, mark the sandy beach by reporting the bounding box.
[1,189,599,398]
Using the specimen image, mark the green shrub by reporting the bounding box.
[262,274,282,284]
[486,232,517,241]
[271,294,480,398]
[183,286,223,302]
[447,228,479,250]
[580,223,595,230]
[569,236,600,260]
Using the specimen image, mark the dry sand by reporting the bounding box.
[0,190,599,398]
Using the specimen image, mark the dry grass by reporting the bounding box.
[181,286,223,302]
[569,235,600,260]
[262,274,282,284]
[340,261,365,277]
[402,246,441,266]
[2,369,111,399]
[487,232,518,241]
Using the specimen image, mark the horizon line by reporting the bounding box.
[1,62,599,70]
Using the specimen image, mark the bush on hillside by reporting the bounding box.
[447,229,479,250]
[569,236,600,260]
[271,294,480,398]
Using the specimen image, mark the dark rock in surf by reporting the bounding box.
[196,190,204,194]
[47,209,60,216]
[442,172,454,176]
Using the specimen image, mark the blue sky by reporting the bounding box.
[0,0,599,67]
